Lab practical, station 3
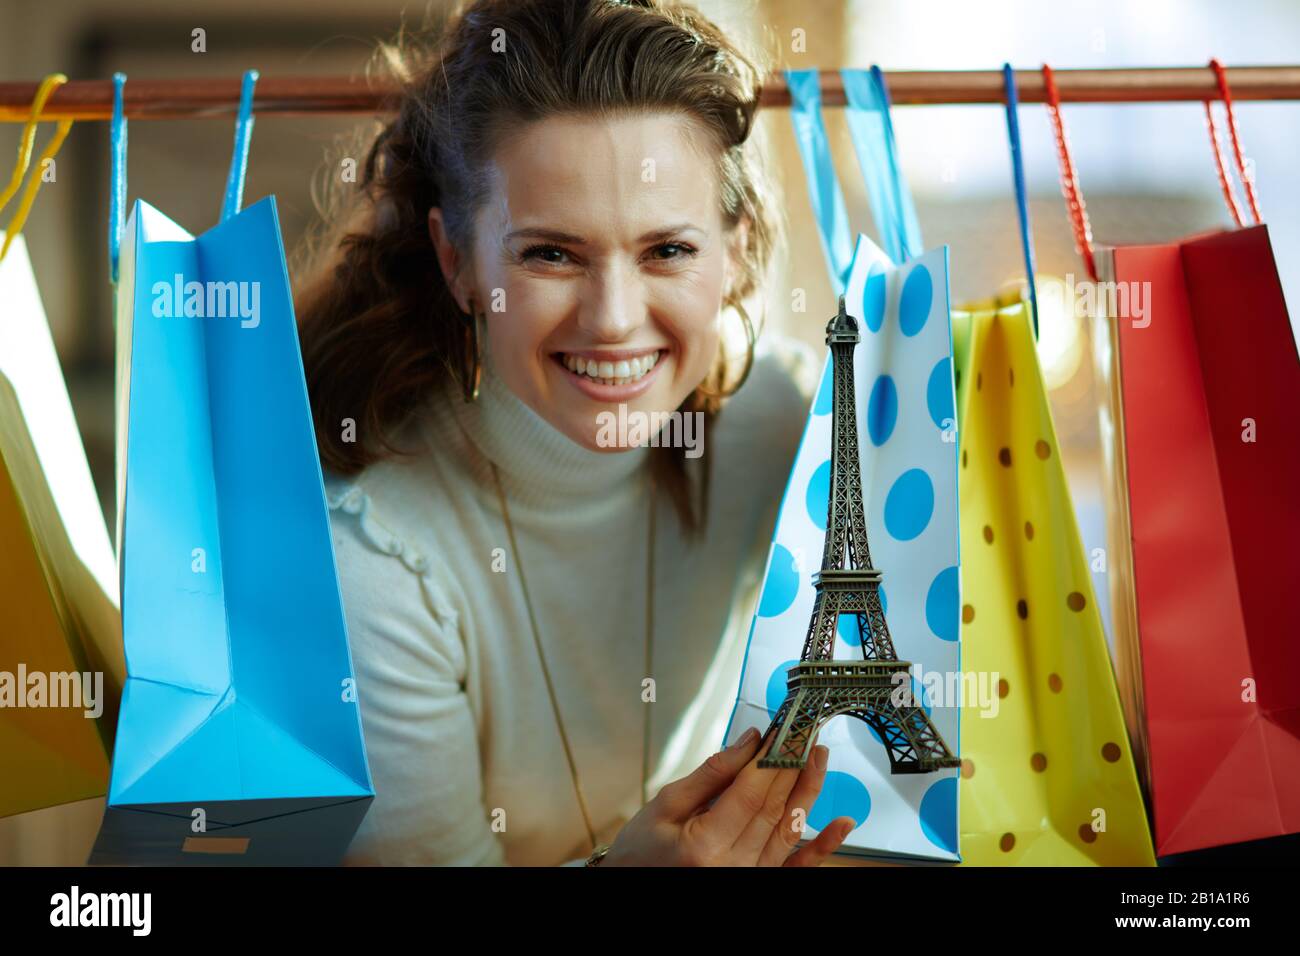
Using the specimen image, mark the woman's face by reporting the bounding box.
[429,111,742,452]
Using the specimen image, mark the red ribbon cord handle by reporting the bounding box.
[1042,64,1098,282]
[1205,95,1246,228]
[1206,58,1262,226]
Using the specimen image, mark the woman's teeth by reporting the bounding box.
[561,351,661,386]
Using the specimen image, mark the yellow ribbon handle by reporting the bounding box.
[0,73,74,262]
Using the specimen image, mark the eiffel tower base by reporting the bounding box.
[757,661,961,774]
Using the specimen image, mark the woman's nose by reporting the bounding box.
[576,265,645,342]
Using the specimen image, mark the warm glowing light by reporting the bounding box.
[1034,275,1085,391]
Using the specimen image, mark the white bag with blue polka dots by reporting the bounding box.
[722,232,961,863]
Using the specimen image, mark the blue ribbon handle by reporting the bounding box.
[786,69,854,295]
[220,69,259,223]
[841,68,924,265]
[108,73,127,284]
[1003,63,1040,340]
[842,69,899,263]
[872,66,924,262]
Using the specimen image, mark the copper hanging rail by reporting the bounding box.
[1,65,1298,121]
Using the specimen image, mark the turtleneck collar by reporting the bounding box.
[439,349,653,506]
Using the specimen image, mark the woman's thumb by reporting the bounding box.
[657,726,763,818]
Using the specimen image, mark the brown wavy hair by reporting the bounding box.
[293,0,781,534]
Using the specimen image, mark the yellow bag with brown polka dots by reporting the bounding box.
[952,293,1154,866]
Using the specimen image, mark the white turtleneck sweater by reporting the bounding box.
[327,335,819,866]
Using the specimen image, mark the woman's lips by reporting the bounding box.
[552,349,667,401]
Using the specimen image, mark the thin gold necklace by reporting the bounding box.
[487,459,656,853]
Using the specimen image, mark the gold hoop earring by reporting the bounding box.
[729,299,757,392]
[461,305,484,403]
[695,299,758,400]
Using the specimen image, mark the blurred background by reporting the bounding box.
[1,0,1297,864]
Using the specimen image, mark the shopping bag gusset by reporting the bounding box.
[723,68,961,862]
[90,73,373,865]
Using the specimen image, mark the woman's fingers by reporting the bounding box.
[655,726,763,821]
[757,742,830,866]
[690,728,789,847]
[782,815,856,867]
[729,747,807,861]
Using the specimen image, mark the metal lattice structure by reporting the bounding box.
[758,296,961,774]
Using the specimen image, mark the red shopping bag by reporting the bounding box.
[1042,60,1300,855]
[1101,225,1300,855]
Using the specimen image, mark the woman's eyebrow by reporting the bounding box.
[503,223,704,244]
[504,227,587,244]
[636,223,704,242]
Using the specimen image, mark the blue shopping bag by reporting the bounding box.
[722,69,961,862]
[90,73,372,865]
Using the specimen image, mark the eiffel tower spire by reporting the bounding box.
[758,295,960,774]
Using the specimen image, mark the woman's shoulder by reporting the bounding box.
[322,433,467,629]
[712,329,822,460]
[324,470,436,578]
[748,330,822,410]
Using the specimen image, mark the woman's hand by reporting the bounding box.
[601,726,856,866]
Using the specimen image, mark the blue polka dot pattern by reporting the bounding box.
[758,544,800,617]
[813,361,833,416]
[809,770,871,832]
[806,459,831,531]
[863,263,887,333]
[899,264,933,336]
[766,659,799,720]
[919,777,958,853]
[866,374,898,447]
[925,566,960,642]
[926,356,954,430]
[883,468,934,541]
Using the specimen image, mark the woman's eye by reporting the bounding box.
[521,244,571,265]
[650,242,697,261]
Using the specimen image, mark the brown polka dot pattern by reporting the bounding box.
[951,307,1152,864]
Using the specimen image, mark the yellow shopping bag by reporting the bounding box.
[952,293,1153,865]
[0,234,124,818]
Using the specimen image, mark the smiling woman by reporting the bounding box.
[291,0,857,867]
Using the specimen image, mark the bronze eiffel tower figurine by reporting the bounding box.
[758,295,961,773]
